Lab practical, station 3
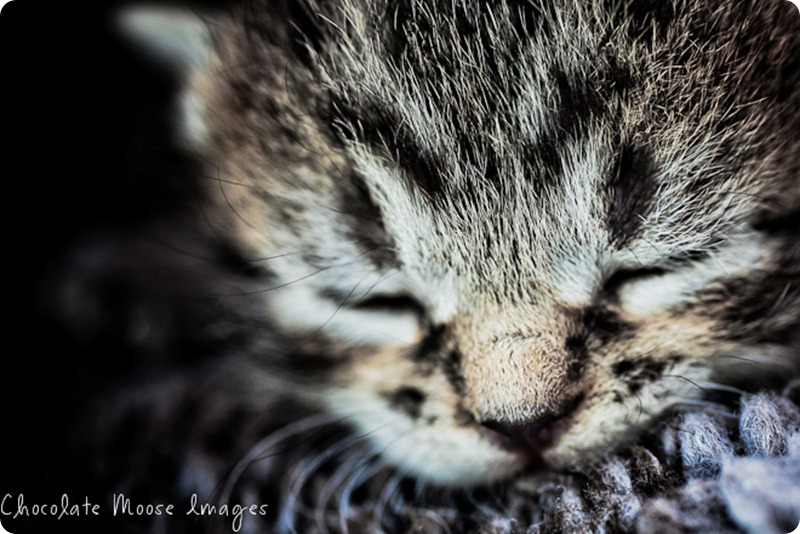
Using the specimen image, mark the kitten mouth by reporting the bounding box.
[478,426,548,467]
[478,396,584,467]
[477,420,573,471]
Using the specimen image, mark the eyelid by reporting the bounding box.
[353,294,427,315]
[602,266,669,297]
[320,288,426,314]
[603,248,710,296]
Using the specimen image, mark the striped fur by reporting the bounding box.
[177,0,799,485]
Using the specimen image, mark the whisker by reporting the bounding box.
[464,485,502,520]
[292,415,411,533]
[197,172,260,191]
[312,273,371,333]
[317,448,377,534]
[662,373,717,394]
[663,374,754,402]
[214,165,263,234]
[417,509,454,533]
[220,268,328,297]
[614,390,632,425]
[279,433,354,532]
[715,354,793,375]
[196,173,259,191]
[373,466,410,525]
[146,231,307,266]
[353,271,401,307]
[230,255,390,297]
[337,453,386,534]
[670,398,733,412]
[634,391,645,424]
[691,381,746,395]
[218,412,341,507]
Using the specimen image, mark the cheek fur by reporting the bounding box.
[322,347,525,485]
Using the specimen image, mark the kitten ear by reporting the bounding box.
[115,5,217,147]
[115,5,214,72]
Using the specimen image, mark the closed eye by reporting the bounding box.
[602,267,668,299]
[319,287,426,315]
[603,249,711,298]
[354,293,427,316]
[601,236,767,318]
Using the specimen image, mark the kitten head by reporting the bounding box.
[124,0,800,485]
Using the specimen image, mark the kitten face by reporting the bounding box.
[170,0,799,485]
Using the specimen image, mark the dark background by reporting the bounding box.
[1,0,171,488]
[2,1,225,530]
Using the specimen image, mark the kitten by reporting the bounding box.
[135,0,798,486]
[11,0,798,527]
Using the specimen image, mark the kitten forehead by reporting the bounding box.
[349,144,607,305]
[322,2,599,196]
[319,0,797,255]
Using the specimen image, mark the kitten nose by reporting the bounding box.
[480,395,583,451]
[481,415,560,451]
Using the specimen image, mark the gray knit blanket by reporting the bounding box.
[74,377,798,533]
[6,374,799,534]
[269,383,800,533]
